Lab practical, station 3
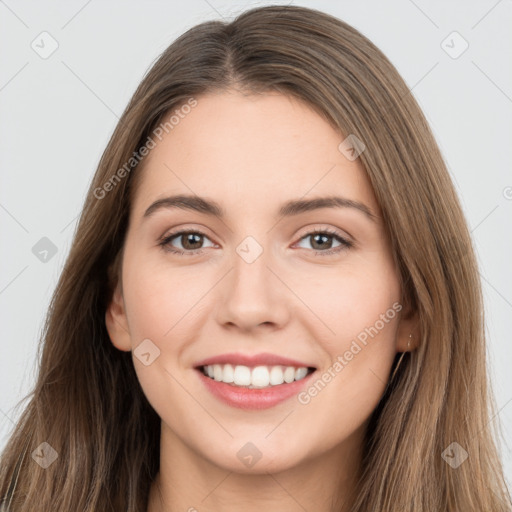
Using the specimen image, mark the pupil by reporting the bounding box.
[313,234,330,249]
[184,233,202,249]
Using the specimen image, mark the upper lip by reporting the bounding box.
[194,352,316,369]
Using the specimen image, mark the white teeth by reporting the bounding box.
[213,364,223,382]
[202,364,312,388]
[283,366,295,383]
[222,363,234,383]
[295,367,308,380]
[251,366,270,387]
[269,366,284,385]
[233,365,251,386]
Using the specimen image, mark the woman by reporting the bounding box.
[1,5,510,511]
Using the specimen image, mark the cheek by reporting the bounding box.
[123,254,210,344]
[121,260,209,426]
[294,259,401,348]
[290,263,401,437]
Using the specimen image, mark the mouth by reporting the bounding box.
[194,363,318,410]
[195,363,317,390]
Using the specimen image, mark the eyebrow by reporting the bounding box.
[143,194,377,222]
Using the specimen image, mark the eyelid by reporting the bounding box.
[158,224,354,257]
[291,227,354,254]
[160,223,352,243]
[157,228,216,251]
[295,224,353,243]
[158,223,217,242]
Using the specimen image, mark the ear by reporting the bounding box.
[105,281,132,352]
[395,301,420,353]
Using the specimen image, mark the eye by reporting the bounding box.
[158,230,215,256]
[294,228,353,256]
[158,227,353,257]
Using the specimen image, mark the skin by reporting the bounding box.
[105,90,417,512]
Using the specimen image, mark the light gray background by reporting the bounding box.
[1,0,511,489]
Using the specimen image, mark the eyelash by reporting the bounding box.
[158,227,353,257]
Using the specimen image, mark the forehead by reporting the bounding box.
[131,91,378,219]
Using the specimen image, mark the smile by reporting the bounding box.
[201,363,315,388]
[195,365,317,410]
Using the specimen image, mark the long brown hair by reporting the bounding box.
[1,5,510,511]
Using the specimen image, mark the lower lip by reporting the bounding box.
[195,368,316,410]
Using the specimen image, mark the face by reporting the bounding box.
[106,90,413,475]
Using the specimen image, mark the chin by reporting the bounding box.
[201,438,309,475]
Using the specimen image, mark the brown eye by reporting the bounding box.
[159,230,214,255]
[310,233,334,250]
[178,233,204,250]
[295,228,353,256]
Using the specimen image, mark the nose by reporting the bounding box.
[215,239,290,332]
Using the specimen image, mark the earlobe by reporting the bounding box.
[395,304,420,353]
[105,283,132,352]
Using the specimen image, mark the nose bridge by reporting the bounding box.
[216,231,289,329]
[231,232,274,299]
